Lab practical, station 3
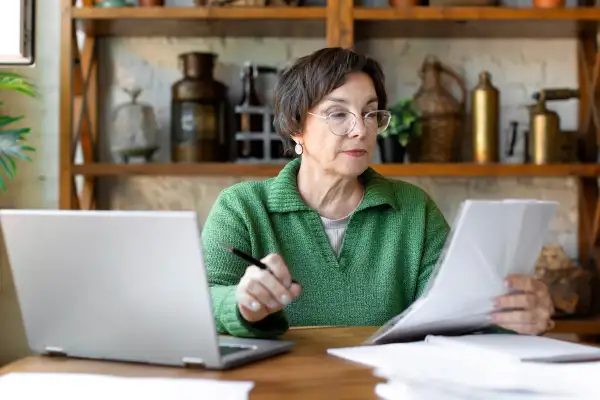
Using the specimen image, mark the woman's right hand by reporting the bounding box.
[236,253,302,323]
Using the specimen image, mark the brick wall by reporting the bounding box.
[100,37,579,258]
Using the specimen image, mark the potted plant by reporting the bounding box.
[0,72,36,190]
[378,98,420,163]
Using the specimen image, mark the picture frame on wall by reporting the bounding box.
[0,0,35,66]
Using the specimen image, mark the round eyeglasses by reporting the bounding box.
[307,110,391,137]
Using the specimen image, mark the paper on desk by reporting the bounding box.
[374,380,589,400]
[425,333,600,363]
[0,372,254,400]
[366,199,558,345]
[328,341,600,397]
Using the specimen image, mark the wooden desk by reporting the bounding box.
[0,327,382,399]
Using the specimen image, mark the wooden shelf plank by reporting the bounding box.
[72,6,326,20]
[552,316,600,335]
[73,6,326,37]
[354,7,599,39]
[354,6,600,21]
[72,163,600,177]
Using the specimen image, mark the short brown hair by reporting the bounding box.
[273,47,387,153]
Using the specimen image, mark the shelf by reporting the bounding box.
[354,7,600,39]
[72,6,327,38]
[72,162,600,177]
[552,316,600,336]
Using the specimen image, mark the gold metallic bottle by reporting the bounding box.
[527,88,578,164]
[528,101,560,165]
[471,71,500,163]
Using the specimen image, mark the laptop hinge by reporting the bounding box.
[182,357,204,368]
[44,346,67,357]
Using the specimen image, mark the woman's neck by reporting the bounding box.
[296,158,364,220]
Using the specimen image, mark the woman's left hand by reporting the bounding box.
[491,274,555,335]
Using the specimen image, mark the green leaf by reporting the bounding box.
[0,173,6,192]
[0,72,37,192]
[0,73,37,98]
[0,156,14,179]
[0,116,23,128]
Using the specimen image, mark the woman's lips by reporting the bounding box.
[343,150,367,157]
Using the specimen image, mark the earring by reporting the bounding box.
[294,143,304,155]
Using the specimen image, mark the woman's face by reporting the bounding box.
[296,72,381,178]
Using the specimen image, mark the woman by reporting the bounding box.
[201,47,554,339]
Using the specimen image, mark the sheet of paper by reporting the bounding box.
[425,333,600,363]
[374,380,588,400]
[0,373,254,400]
[328,342,600,397]
[366,199,558,345]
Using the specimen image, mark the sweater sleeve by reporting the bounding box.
[415,195,450,298]
[201,189,289,338]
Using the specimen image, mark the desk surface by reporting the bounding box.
[0,326,382,399]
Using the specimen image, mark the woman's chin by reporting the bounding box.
[335,157,371,177]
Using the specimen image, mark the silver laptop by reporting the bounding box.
[0,209,293,370]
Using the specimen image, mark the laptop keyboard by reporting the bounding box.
[219,345,251,357]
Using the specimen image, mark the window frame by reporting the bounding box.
[0,0,35,66]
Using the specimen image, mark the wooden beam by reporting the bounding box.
[325,0,340,47]
[59,0,74,210]
[339,0,353,49]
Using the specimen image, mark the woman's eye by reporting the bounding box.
[329,111,348,120]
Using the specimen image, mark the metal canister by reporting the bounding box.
[528,101,560,164]
[471,71,500,163]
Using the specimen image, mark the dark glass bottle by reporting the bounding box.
[236,62,264,160]
[171,52,228,162]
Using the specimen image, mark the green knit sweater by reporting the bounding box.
[201,158,450,338]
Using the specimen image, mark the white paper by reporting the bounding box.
[0,373,255,400]
[328,342,600,397]
[374,380,587,400]
[425,333,600,363]
[366,199,558,345]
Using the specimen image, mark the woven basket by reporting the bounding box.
[418,114,463,162]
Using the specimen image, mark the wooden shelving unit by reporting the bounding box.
[71,162,600,178]
[61,0,600,337]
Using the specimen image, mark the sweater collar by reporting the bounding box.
[266,157,398,213]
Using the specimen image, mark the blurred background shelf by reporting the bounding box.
[354,6,600,39]
[72,163,600,177]
[72,6,327,37]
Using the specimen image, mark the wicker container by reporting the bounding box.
[413,55,467,163]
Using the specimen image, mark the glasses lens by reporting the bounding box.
[328,111,355,136]
[372,111,391,134]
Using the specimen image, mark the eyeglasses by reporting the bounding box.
[307,110,391,137]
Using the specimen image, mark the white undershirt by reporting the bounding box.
[319,190,364,256]
[320,214,350,256]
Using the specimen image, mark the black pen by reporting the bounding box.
[220,243,299,285]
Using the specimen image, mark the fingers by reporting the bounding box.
[492,309,551,335]
[236,290,270,322]
[492,302,552,336]
[495,292,538,311]
[501,275,554,314]
[247,263,294,306]
[262,253,292,288]
[235,255,302,323]
[243,269,282,309]
[289,282,302,298]
[492,275,555,335]
[504,274,541,294]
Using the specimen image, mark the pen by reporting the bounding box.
[220,243,299,286]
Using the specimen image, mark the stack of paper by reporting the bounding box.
[0,372,254,400]
[366,199,558,345]
[328,334,600,399]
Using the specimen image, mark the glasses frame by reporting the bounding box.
[307,110,391,137]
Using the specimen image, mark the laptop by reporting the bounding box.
[0,209,294,370]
